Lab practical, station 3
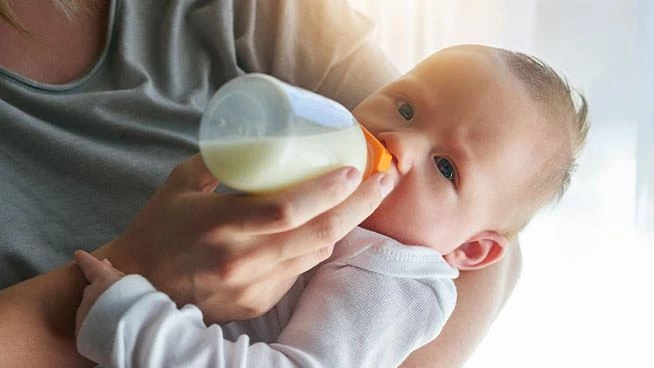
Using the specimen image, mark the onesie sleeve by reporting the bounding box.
[77,275,156,364]
[77,262,454,368]
[77,275,300,368]
[234,0,399,109]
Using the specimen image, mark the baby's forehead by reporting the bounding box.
[404,47,523,103]
[412,45,506,76]
[415,50,534,106]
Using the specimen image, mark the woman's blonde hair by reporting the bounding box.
[1,0,87,31]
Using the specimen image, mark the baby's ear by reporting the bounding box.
[444,231,507,271]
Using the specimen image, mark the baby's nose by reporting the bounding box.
[378,131,421,175]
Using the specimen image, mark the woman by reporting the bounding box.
[0,0,521,366]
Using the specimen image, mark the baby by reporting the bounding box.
[74,44,589,367]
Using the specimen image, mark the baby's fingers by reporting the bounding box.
[74,250,123,283]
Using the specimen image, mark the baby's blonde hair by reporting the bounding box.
[500,50,590,240]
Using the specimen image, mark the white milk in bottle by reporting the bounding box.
[199,74,391,193]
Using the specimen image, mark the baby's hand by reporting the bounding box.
[73,250,125,337]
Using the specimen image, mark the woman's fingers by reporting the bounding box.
[208,166,363,235]
[220,172,395,279]
[167,154,220,193]
[101,156,394,324]
[302,171,394,243]
[278,172,394,258]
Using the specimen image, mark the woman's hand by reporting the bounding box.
[96,154,393,323]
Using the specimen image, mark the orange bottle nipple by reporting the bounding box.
[360,125,393,179]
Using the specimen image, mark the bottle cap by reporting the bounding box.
[360,125,393,179]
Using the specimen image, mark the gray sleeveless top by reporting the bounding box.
[0,0,398,288]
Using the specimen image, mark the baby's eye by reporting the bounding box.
[434,157,456,182]
[398,103,414,121]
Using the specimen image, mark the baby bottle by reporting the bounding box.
[198,73,392,193]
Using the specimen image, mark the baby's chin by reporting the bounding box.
[358,214,380,233]
[358,204,405,242]
[359,205,445,251]
[358,206,387,232]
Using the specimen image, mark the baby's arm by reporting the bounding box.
[74,251,299,367]
[74,249,455,367]
[73,250,124,338]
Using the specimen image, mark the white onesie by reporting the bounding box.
[78,227,458,368]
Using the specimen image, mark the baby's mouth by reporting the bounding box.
[373,134,399,178]
[382,154,401,186]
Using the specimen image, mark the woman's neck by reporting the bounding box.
[0,0,110,84]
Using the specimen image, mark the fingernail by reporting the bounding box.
[345,167,362,189]
[379,174,394,197]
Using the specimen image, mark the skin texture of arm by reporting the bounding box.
[0,264,93,367]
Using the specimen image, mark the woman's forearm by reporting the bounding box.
[0,241,522,368]
[0,263,93,367]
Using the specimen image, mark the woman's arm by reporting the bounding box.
[400,242,522,368]
[0,237,520,368]
[0,156,392,367]
[0,263,92,367]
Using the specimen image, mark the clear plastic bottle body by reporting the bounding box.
[199,73,368,193]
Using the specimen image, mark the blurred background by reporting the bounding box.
[348,0,653,367]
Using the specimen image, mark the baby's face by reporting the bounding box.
[354,45,549,254]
